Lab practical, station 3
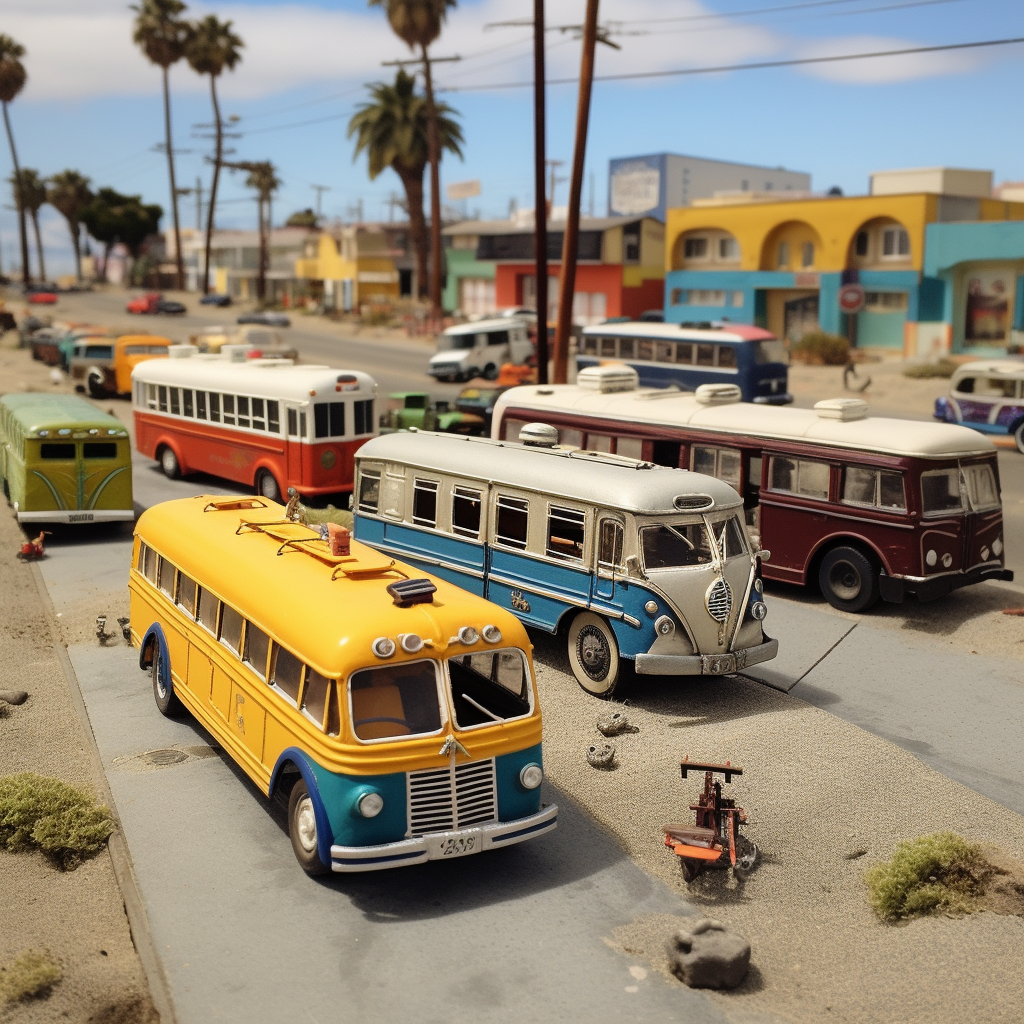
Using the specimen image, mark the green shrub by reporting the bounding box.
[0,949,62,1003]
[902,359,958,379]
[865,832,989,921]
[790,331,850,366]
[0,773,114,870]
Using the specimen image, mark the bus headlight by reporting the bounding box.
[981,546,990,561]
[751,601,767,621]
[372,636,396,659]
[519,764,543,790]
[942,553,953,568]
[654,615,674,636]
[925,549,938,567]
[481,625,502,644]
[457,626,479,645]
[355,790,384,818]
[993,537,1003,556]
[321,450,336,469]
[753,578,763,594]
[399,633,424,654]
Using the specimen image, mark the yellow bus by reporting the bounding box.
[129,495,557,874]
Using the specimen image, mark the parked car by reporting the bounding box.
[237,310,291,327]
[934,359,1024,453]
[127,292,162,314]
[157,299,187,315]
[428,317,533,382]
[379,392,485,435]
[199,293,232,307]
[188,324,298,361]
[27,290,57,305]
[75,334,174,397]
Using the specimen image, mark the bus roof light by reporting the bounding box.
[674,494,714,511]
[399,632,424,653]
[372,636,396,659]
[482,625,502,644]
[387,578,437,607]
[694,383,741,405]
[576,364,640,393]
[519,423,559,447]
[814,398,868,422]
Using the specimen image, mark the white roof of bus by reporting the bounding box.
[130,358,377,400]
[356,431,743,514]
[581,322,773,342]
[493,384,996,459]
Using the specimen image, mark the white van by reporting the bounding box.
[428,318,533,382]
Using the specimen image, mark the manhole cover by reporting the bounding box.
[141,748,189,766]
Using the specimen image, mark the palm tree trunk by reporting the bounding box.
[66,217,82,281]
[256,195,266,302]
[202,74,223,296]
[29,208,46,282]
[163,65,185,292]
[420,44,443,319]
[2,102,31,287]
[396,163,428,302]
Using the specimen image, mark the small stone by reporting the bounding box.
[586,742,616,769]
[596,710,637,736]
[666,919,750,990]
[844,848,868,860]
[0,690,28,706]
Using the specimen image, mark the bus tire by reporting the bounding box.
[288,778,331,876]
[158,445,181,480]
[151,643,183,717]
[256,469,282,502]
[483,363,498,381]
[87,370,105,398]
[818,545,880,613]
[1013,419,1024,455]
[567,611,620,698]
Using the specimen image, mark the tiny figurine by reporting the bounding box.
[662,758,758,883]
[586,742,616,769]
[17,531,49,561]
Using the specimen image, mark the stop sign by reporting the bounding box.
[838,283,865,314]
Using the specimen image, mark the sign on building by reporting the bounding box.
[447,179,482,201]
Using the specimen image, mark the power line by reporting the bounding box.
[439,34,1024,91]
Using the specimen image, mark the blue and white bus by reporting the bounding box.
[352,429,778,697]
[577,321,792,404]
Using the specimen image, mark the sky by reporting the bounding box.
[4,0,1024,277]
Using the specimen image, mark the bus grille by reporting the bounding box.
[407,758,497,835]
[705,578,732,622]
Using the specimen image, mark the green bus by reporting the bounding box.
[0,393,134,524]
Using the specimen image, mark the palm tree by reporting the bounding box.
[0,34,30,286]
[348,70,462,303]
[368,0,457,317]
[131,0,192,291]
[11,169,47,282]
[186,15,243,294]
[226,159,280,302]
[47,170,93,281]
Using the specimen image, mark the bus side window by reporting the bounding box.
[219,604,243,655]
[676,342,693,365]
[656,341,674,363]
[196,587,219,633]
[209,393,221,423]
[158,386,168,413]
[452,486,482,537]
[146,383,157,410]
[954,376,975,395]
[357,470,381,513]
[581,336,598,355]
[546,505,586,562]
[301,668,331,729]
[718,346,738,369]
[560,427,583,448]
[600,337,616,358]
[598,519,623,570]
[251,398,265,431]
[267,400,280,434]
[237,396,251,429]
[299,412,307,438]
[244,622,270,679]
[770,456,829,500]
[696,344,715,367]
[353,399,373,436]
[287,407,297,436]
[617,437,644,460]
[637,340,653,361]
[619,338,635,358]
[169,388,180,416]
[182,390,194,417]
[177,573,198,618]
[270,643,302,704]
[142,544,158,583]
[412,479,439,527]
[157,556,176,598]
[585,434,612,454]
[692,445,741,490]
[381,471,405,519]
[502,418,528,441]
[221,394,235,425]
[196,391,208,420]
[495,495,529,550]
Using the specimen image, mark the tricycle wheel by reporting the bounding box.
[733,835,758,881]
[680,858,700,883]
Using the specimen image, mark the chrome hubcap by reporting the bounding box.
[296,796,317,853]
[577,626,610,681]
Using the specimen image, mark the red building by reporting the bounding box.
[443,216,665,323]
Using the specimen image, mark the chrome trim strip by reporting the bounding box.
[16,508,135,523]
[487,573,590,610]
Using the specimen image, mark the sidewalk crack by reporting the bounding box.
[789,622,859,691]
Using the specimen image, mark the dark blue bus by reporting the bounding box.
[576,321,792,404]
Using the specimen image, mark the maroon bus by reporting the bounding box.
[491,366,1012,612]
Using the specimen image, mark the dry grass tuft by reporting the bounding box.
[0,949,62,1003]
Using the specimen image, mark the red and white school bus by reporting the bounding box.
[132,352,377,500]
[491,365,1013,612]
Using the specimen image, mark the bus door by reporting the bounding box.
[592,517,623,602]
[284,404,306,486]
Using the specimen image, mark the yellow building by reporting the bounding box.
[664,175,1024,353]
[295,227,400,310]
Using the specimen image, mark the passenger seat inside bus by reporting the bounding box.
[351,685,411,740]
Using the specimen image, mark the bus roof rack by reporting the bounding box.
[695,383,742,405]
[576,364,640,393]
[678,321,716,330]
[387,578,437,607]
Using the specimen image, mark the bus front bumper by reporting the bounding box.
[16,509,135,524]
[880,565,1014,604]
[328,803,558,873]
[634,636,778,676]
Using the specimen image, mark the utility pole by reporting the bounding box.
[546,159,566,210]
[553,0,600,384]
[311,183,331,221]
[533,0,549,382]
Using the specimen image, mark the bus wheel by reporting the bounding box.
[288,779,331,876]
[158,446,181,480]
[1014,420,1024,455]
[151,644,183,717]
[818,546,880,613]
[256,470,282,502]
[567,612,620,698]
[483,363,498,381]
[87,371,105,398]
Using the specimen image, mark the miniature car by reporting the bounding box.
[199,293,232,307]
[157,299,187,315]
[27,290,57,305]
[237,310,291,327]
[379,392,485,435]
[126,292,162,314]
[934,360,1024,453]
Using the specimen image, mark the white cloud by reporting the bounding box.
[794,35,977,84]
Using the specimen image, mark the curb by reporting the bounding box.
[29,561,178,1024]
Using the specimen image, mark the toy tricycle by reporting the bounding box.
[17,531,49,561]
[662,758,758,882]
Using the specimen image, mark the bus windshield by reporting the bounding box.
[641,522,714,570]
[448,649,532,728]
[921,463,1000,516]
[755,339,789,365]
[349,661,443,741]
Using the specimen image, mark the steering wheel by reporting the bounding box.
[354,716,411,729]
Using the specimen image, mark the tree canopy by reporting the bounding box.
[81,188,163,258]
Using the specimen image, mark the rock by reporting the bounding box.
[666,919,750,990]
[0,689,29,705]
[596,710,637,736]
[586,742,616,769]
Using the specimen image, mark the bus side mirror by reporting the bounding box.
[624,555,639,575]
[757,549,771,563]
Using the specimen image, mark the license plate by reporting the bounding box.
[432,833,479,860]
[68,513,94,523]
[702,653,736,675]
